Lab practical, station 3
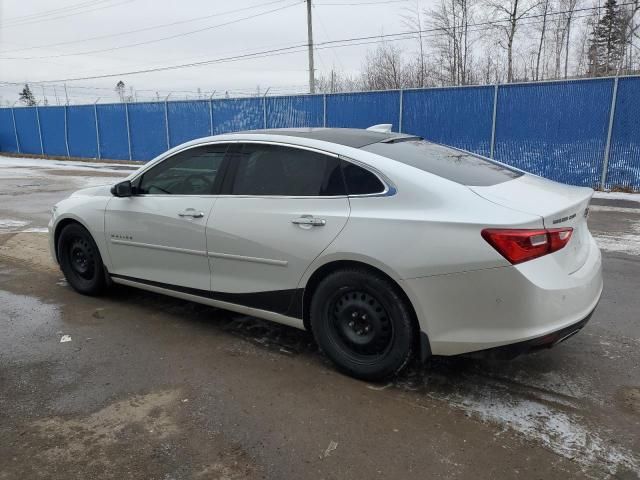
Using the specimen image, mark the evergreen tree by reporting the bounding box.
[19,84,36,106]
[588,0,625,76]
[115,80,126,102]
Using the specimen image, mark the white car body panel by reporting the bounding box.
[207,196,349,294]
[49,129,603,357]
[105,195,216,291]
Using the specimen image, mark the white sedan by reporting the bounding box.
[49,127,603,380]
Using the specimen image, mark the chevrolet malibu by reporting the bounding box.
[49,127,603,380]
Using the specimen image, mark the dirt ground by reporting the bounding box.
[0,155,639,479]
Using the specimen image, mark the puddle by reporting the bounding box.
[0,289,62,359]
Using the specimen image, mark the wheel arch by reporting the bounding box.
[53,215,98,263]
[300,258,431,362]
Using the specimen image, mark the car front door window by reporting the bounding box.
[138,144,228,195]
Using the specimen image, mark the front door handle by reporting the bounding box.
[178,209,204,219]
[292,216,326,226]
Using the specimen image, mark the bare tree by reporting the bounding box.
[402,0,427,87]
[315,70,360,93]
[534,0,551,80]
[486,0,539,82]
[561,0,581,78]
[360,43,409,90]
[429,0,476,85]
[618,0,640,73]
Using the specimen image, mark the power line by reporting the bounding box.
[1,0,112,24]
[1,1,304,60]
[0,0,134,28]
[0,0,294,55]
[19,1,637,84]
[315,0,408,5]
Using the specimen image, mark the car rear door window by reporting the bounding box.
[362,140,522,186]
[341,161,385,195]
[138,144,228,195]
[229,144,345,196]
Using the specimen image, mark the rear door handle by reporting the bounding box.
[292,216,326,226]
[178,209,204,218]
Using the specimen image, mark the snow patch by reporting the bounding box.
[0,155,140,175]
[0,219,30,233]
[593,191,640,203]
[428,385,639,475]
[593,220,640,256]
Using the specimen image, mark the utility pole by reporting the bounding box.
[64,83,69,105]
[306,0,315,94]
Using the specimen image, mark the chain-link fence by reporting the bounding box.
[1,75,639,190]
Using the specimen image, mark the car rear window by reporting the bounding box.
[361,140,522,186]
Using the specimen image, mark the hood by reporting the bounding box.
[70,184,113,198]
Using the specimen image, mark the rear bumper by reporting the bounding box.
[465,304,596,359]
[401,235,603,356]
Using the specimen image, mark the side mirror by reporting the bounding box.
[111,180,133,197]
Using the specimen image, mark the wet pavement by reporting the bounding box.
[0,155,639,479]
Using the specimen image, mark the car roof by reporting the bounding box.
[239,128,418,148]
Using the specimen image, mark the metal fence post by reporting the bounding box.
[35,103,44,155]
[263,97,267,129]
[94,99,101,159]
[323,94,327,127]
[124,101,132,161]
[10,104,21,154]
[209,91,216,136]
[601,77,619,189]
[490,84,499,159]
[398,89,404,133]
[64,105,70,158]
[262,88,270,129]
[164,94,171,149]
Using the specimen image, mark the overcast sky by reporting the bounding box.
[0,0,428,104]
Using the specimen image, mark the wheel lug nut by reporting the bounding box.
[348,321,354,328]
[361,314,367,320]
[364,326,370,332]
[351,312,358,318]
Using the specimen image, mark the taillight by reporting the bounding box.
[481,228,573,265]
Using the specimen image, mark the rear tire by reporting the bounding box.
[310,268,414,381]
[57,223,107,296]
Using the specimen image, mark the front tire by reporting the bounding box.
[57,223,107,295]
[310,268,415,381]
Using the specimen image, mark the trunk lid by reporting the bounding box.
[470,174,593,274]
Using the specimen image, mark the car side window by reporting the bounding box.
[230,144,345,196]
[341,161,385,195]
[137,144,228,195]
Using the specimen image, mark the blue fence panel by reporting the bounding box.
[39,106,67,156]
[67,105,98,158]
[168,100,210,147]
[14,108,41,154]
[0,109,18,153]
[606,77,640,190]
[494,79,613,187]
[402,86,494,156]
[97,104,129,160]
[212,98,263,134]
[128,102,166,161]
[327,91,401,131]
[266,95,323,128]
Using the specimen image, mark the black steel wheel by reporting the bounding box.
[310,268,415,381]
[57,223,107,295]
